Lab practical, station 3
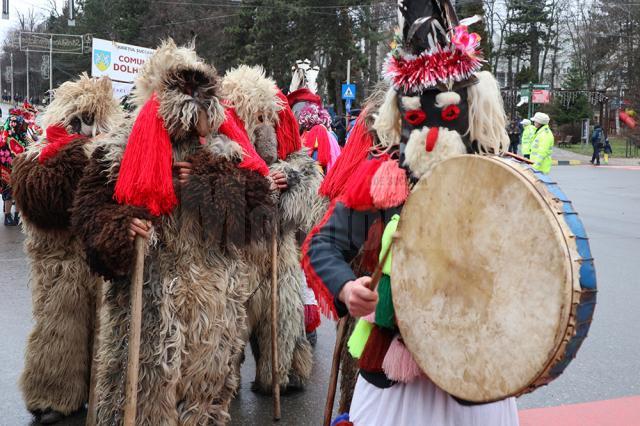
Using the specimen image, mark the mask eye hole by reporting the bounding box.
[82,112,95,126]
[404,110,426,126]
[441,105,460,121]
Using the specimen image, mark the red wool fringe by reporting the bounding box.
[302,125,331,167]
[219,107,270,176]
[304,304,322,333]
[38,125,83,164]
[301,201,339,320]
[339,157,386,211]
[319,113,374,200]
[370,159,410,209]
[275,90,302,160]
[114,94,177,216]
[358,326,395,373]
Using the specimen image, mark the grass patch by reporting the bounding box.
[560,137,639,158]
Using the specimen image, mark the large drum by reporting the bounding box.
[392,155,597,403]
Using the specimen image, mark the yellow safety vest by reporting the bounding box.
[530,125,555,174]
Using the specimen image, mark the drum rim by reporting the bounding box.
[392,154,580,402]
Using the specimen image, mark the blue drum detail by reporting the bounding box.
[531,168,597,378]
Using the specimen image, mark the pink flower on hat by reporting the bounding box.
[452,25,480,55]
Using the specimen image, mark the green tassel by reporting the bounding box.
[375,274,395,329]
[348,319,374,359]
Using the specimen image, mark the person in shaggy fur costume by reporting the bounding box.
[70,41,276,425]
[220,65,326,393]
[303,2,518,425]
[11,74,123,424]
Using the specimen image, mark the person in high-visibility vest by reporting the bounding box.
[520,118,536,159]
[530,112,555,174]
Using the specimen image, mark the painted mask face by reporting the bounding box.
[397,86,473,180]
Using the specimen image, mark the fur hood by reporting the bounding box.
[130,39,225,141]
[41,73,123,136]
[221,65,283,140]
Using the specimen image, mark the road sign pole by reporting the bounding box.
[527,81,533,119]
[26,48,29,101]
[346,59,351,130]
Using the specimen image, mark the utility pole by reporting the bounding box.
[527,81,533,119]
[26,48,29,101]
[10,52,14,103]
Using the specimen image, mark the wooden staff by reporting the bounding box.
[85,280,103,426]
[502,151,534,165]
[123,236,146,426]
[271,228,281,421]
[322,246,392,426]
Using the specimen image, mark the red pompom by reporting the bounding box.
[304,304,322,333]
[302,124,331,168]
[404,109,426,126]
[339,157,386,211]
[275,90,302,160]
[219,107,270,176]
[370,159,409,209]
[114,94,177,216]
[38,125,83,164]
[426,127,439,153]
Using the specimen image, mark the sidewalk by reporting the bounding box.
[553,147,640,166]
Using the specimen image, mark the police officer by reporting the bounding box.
[530,112,554,174]
[520,118,535,159]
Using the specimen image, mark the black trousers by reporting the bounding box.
[591,144,601,165]
[508,142,519,154]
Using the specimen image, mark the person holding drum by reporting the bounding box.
[302,1,521,425]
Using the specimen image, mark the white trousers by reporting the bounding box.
[350,376,520,426]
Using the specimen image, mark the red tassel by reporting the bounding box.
[358,325,395,373]
[301,201,339,319]
[275,90,302,160]
[218,107,270,176]
[38,125,83,164]
[304,304,322,333]
[114,94,177,216]
[302,124,331,168]
[339,157,386,211]
[359,219,384,273]
[319,113,374,200]
[370,159,410,209]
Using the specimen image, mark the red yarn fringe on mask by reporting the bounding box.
[301,201,339,319]
[339,156,386,211]
[370,159,410,209]
[302,124,331,168]
[114,94,176,216]
[320,113,374,200]
[358,325,395,373]
[219,107,269,176]
[275,90,302,160]
[38,125,84,164]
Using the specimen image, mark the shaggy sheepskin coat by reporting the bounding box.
[221,65,326,392]
[11,74,122,416]
[244,148,324,392]
[72,128,274,425]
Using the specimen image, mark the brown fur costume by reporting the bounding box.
[71,40,275,425]
[11,74,123,416]
[221,65,326,392]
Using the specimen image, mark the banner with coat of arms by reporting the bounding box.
[91,38,155,98]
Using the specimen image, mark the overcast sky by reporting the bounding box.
[0,0,64,42]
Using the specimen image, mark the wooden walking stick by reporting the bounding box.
[123,236,146,426]
[271,227,281,421]
[86,280,103,426]
[322,246,392,426]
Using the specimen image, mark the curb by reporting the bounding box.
[553,160,582,166]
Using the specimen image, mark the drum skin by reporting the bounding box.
[392,155,596,402]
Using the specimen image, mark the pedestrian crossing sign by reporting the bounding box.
[342,83,356,100]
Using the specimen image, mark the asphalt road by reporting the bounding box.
[0,165,638,425]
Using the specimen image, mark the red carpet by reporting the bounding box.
[519,396,640,426]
